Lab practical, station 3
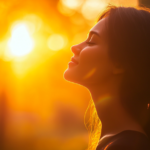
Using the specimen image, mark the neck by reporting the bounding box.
[86,80,146,139]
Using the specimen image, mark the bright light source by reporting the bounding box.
[47,34,67,51]
[8,23,34,57]
[81,0,106,20]
[61,0,83,9]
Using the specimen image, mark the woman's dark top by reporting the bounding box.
[96,130,150,150]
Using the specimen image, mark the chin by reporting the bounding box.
[63,68,90,87]
[63,68,77,83]
[63,68,82,85]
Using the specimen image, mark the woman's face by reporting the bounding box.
[64,18,117,87]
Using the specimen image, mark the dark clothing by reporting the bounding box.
[96,130,150,150]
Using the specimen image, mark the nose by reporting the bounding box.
[71,45,81,55]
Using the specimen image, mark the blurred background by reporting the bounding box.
[0,0,147,149]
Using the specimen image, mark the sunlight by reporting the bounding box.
[81,0,106,20]
[57,1,76,17]
[61,0,83,9]
[47,34,67,51]
[8,23,34,57]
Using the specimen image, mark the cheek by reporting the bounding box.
[78,46,114,82]
[64,46,114,85]
[79,46,102,69]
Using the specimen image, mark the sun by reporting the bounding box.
[8,23,34,57]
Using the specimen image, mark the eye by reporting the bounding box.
[86,41,95,45]
[86,34,95,45]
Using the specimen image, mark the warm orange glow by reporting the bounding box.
[0,0,138,149]
[57,1,76,16]
[96,95,112,106]
[104,142,113,150]
[8,23,34,57]
[81,0,107,20]
[83,68,96,80]
[47,34,67,51]
[61,0,83,9]
[147,103,150,109]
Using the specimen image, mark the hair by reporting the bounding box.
[84,98,101,150]
[85,5,150,150]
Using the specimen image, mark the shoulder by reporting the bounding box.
[97,130,150,150]
[105,140,150,150]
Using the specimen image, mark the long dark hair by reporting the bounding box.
[85,5,150,150]
[99,5,150,138]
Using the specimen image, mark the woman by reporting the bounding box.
[64,5,150,150]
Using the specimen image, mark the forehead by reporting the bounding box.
[90,18,107,35]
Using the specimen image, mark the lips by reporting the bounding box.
[71,57,78,65]
[68,57,79,67]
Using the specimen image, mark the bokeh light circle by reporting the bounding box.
[61,0,83,9]
[81,0,106,20]
[57,1,76,17]
[47,34,67,51]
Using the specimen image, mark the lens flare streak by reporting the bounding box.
[83,68,96,80]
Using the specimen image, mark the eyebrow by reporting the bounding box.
[89,31,101,38]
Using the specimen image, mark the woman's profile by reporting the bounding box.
[64,5,150,150]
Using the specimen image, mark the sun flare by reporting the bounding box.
[8,23,34,57]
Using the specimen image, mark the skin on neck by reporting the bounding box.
[86,76,147,140]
